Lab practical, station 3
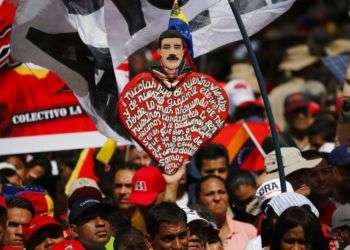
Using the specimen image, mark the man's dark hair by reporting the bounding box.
[27,156,51,173]
[228,170,256,193]
[195,175,227,201]
[113,162,140,177]
[307,115,336,142]
[158,29,184,48]
[194,144,229,172]
[26,225,63,250]
[6,196,35,217]
[145,202,187,238]
[117,227,149,250]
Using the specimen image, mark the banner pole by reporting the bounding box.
[229,1,287,191]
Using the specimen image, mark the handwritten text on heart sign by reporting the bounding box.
[119,73,228,174]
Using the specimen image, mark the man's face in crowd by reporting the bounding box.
[3,207,32,247]
[159,38,184,72]
[198,178,229,219]
[307,160,333,197]
[74,208,112,249]
[6,156,26,180]
[113,169,135,210]
[200,158,228,180]
[233,184,256,208]
[287,107,313,131]
[26,165,46,182]
[129,149,152,167]
[151,221,188,250]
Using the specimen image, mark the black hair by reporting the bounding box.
[194,144,229,172]
[27,156,51,174]
[94,147,125,199]
[271,206,327,250]
[301,150,326,160]
[113,162,139,177]
[26,225,63,250]
[54,150,81,170]
[117,227,149,250]
[227,170,258,224]
[188,219,221,245]
[6,196,35,217]
[145,202,187,238]
[307,115,336,143]
[195,175,227,202]
[261,205,279,247]
[228,170,256,194]
[158,29,184,48]
[233,105,265,121]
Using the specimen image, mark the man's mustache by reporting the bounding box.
[167,54,179,61]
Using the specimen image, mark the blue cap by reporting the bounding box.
[328,145,350,167]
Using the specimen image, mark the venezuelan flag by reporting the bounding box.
[168,0,194,58]
[65,138,117,194]
[212,122,271,172]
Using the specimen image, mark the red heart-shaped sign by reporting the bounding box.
[118,72,229,174]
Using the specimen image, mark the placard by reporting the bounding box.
[118,72,228,174]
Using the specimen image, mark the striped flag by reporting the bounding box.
[10,0,295,144]
[65,138,117,194]
[168,0,194,58]
[212,121,271,172]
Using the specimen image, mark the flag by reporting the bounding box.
[0,0,17,68]
[65,138,117,194]
[65,148,97,195]
[0,63,109,155]
[11,0,131,144]
[212,121,271,172]
[168,0,194,58]
[11,0,295,144]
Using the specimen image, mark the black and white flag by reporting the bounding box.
[11,0,295,143]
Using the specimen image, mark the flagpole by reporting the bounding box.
[229,1,287,192]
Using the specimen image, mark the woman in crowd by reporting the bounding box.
[271,206,327,250]
[196,175,257,250]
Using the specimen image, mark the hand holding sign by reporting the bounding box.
[118,72,228,174]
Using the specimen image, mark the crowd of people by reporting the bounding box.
[0,139,349,249]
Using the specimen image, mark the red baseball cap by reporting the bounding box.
[284,92,310,113]
[128,166,166,206]
[51,239,85,250]
[23,215,62,243]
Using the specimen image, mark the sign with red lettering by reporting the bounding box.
[118,72,229,174]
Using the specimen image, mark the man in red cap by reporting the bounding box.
[23,215,64,250]
[128,166,166,233]
[283,92,314,150]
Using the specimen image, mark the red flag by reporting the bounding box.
[212,121,271,172]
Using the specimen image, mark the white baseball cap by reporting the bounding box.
[0,162,17,172]
[267,192,319,217]
[256,178,294,208]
